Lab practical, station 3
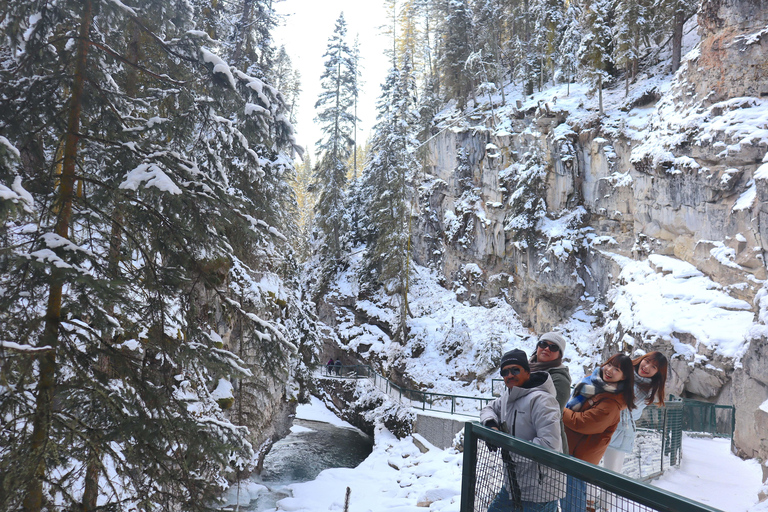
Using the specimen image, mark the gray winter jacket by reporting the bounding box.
[479,372,567,502]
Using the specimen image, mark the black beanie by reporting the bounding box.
[500,349,530,373]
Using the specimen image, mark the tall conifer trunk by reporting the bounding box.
[24,2,92,510]
[671,8,684,73]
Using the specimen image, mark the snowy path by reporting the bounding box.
[652,436,765,512]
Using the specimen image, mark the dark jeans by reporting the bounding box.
[487,488,558,512]
[561,475,587,512]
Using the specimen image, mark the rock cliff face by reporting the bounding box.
[412,1,768,462]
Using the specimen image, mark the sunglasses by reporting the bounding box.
[500,367,522,377]
[537,341,561,352]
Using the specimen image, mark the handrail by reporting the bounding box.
[462,422,723,512]
[322,364,494,416]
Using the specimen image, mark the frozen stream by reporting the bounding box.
[239,418,373,511]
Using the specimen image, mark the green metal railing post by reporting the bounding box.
[460,422,479,512]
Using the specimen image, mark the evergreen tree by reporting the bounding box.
[435,0,475,109]
[613,0,645,95]
[579,0,615,114]
[533,0,564,89]
[360,58,420,343]
[272,45,303,124]
[293,153,316,262]
[473,0,509,105]
[558,0,583,95]
[313,13,359,268]
[662,0,697,73]
[0,0,303,509]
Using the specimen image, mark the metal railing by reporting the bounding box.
[369,371,494,416]
[322,364,373,378]
[462,422,723,512]
[680,398,735,438]
[626,398,684,480]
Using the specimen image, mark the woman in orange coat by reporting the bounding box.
[561,354,635,512]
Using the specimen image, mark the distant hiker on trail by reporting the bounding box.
[334,358,342,376]
[561,353,635,512]
[480,349,566,512]
[529,332,571,454]
[327,358,335,376]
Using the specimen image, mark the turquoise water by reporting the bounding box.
[243,419,373,511]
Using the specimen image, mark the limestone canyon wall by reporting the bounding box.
[413,1,768,461]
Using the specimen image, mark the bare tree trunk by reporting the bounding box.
[232,0,254,65]
[598,76,604,116]
[671,7,685,73]
[24,2,93,510]
[625,70,629,97]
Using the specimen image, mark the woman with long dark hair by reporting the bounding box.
[603,351,668,472]
[561,354,635,512]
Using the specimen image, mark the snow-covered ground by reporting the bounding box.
[267,399,766,512]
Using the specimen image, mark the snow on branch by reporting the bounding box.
[0,176,35,213]
[0,136,21,159]
[1,340,54,353]
[41,232,95,257]
[104,0,137,16]
[119,163,182,195]
[200,47,237,90]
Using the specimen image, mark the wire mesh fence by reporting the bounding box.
[462,422,723,512]
[619,398,684,480]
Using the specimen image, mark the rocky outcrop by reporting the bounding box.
[412,1,768,465]
[695,0,768,103]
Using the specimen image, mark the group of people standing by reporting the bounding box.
[480,333,668,512]
[326,357,342,375]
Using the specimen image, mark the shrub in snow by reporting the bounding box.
[475,334,504,375]
[380,402,416,439]
[440,319,472,362]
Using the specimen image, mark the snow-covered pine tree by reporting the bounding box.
[613,0,646,95]
[473,0,510,105]
[272,45,303,125]
[558,0,583,96]
[312,13,358,279]
[0,0,304,509]
[533,0,564,89]
[293,153,316,262]
[659,0,698,73]
[359,57,420,344]
[435,0,475,109]
[578,0,615,114]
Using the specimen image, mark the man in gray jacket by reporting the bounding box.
[480,349,566,512]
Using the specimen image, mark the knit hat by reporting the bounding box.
[539,332,567,355]
[500,349,530,373]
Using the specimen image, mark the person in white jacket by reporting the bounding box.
[480,349,566,512]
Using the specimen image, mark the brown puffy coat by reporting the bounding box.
[563,392,628,465]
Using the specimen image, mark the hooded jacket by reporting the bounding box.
[563,390,628,465]
[480,371,566,502]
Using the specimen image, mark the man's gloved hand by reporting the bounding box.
[483,419,500,451]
